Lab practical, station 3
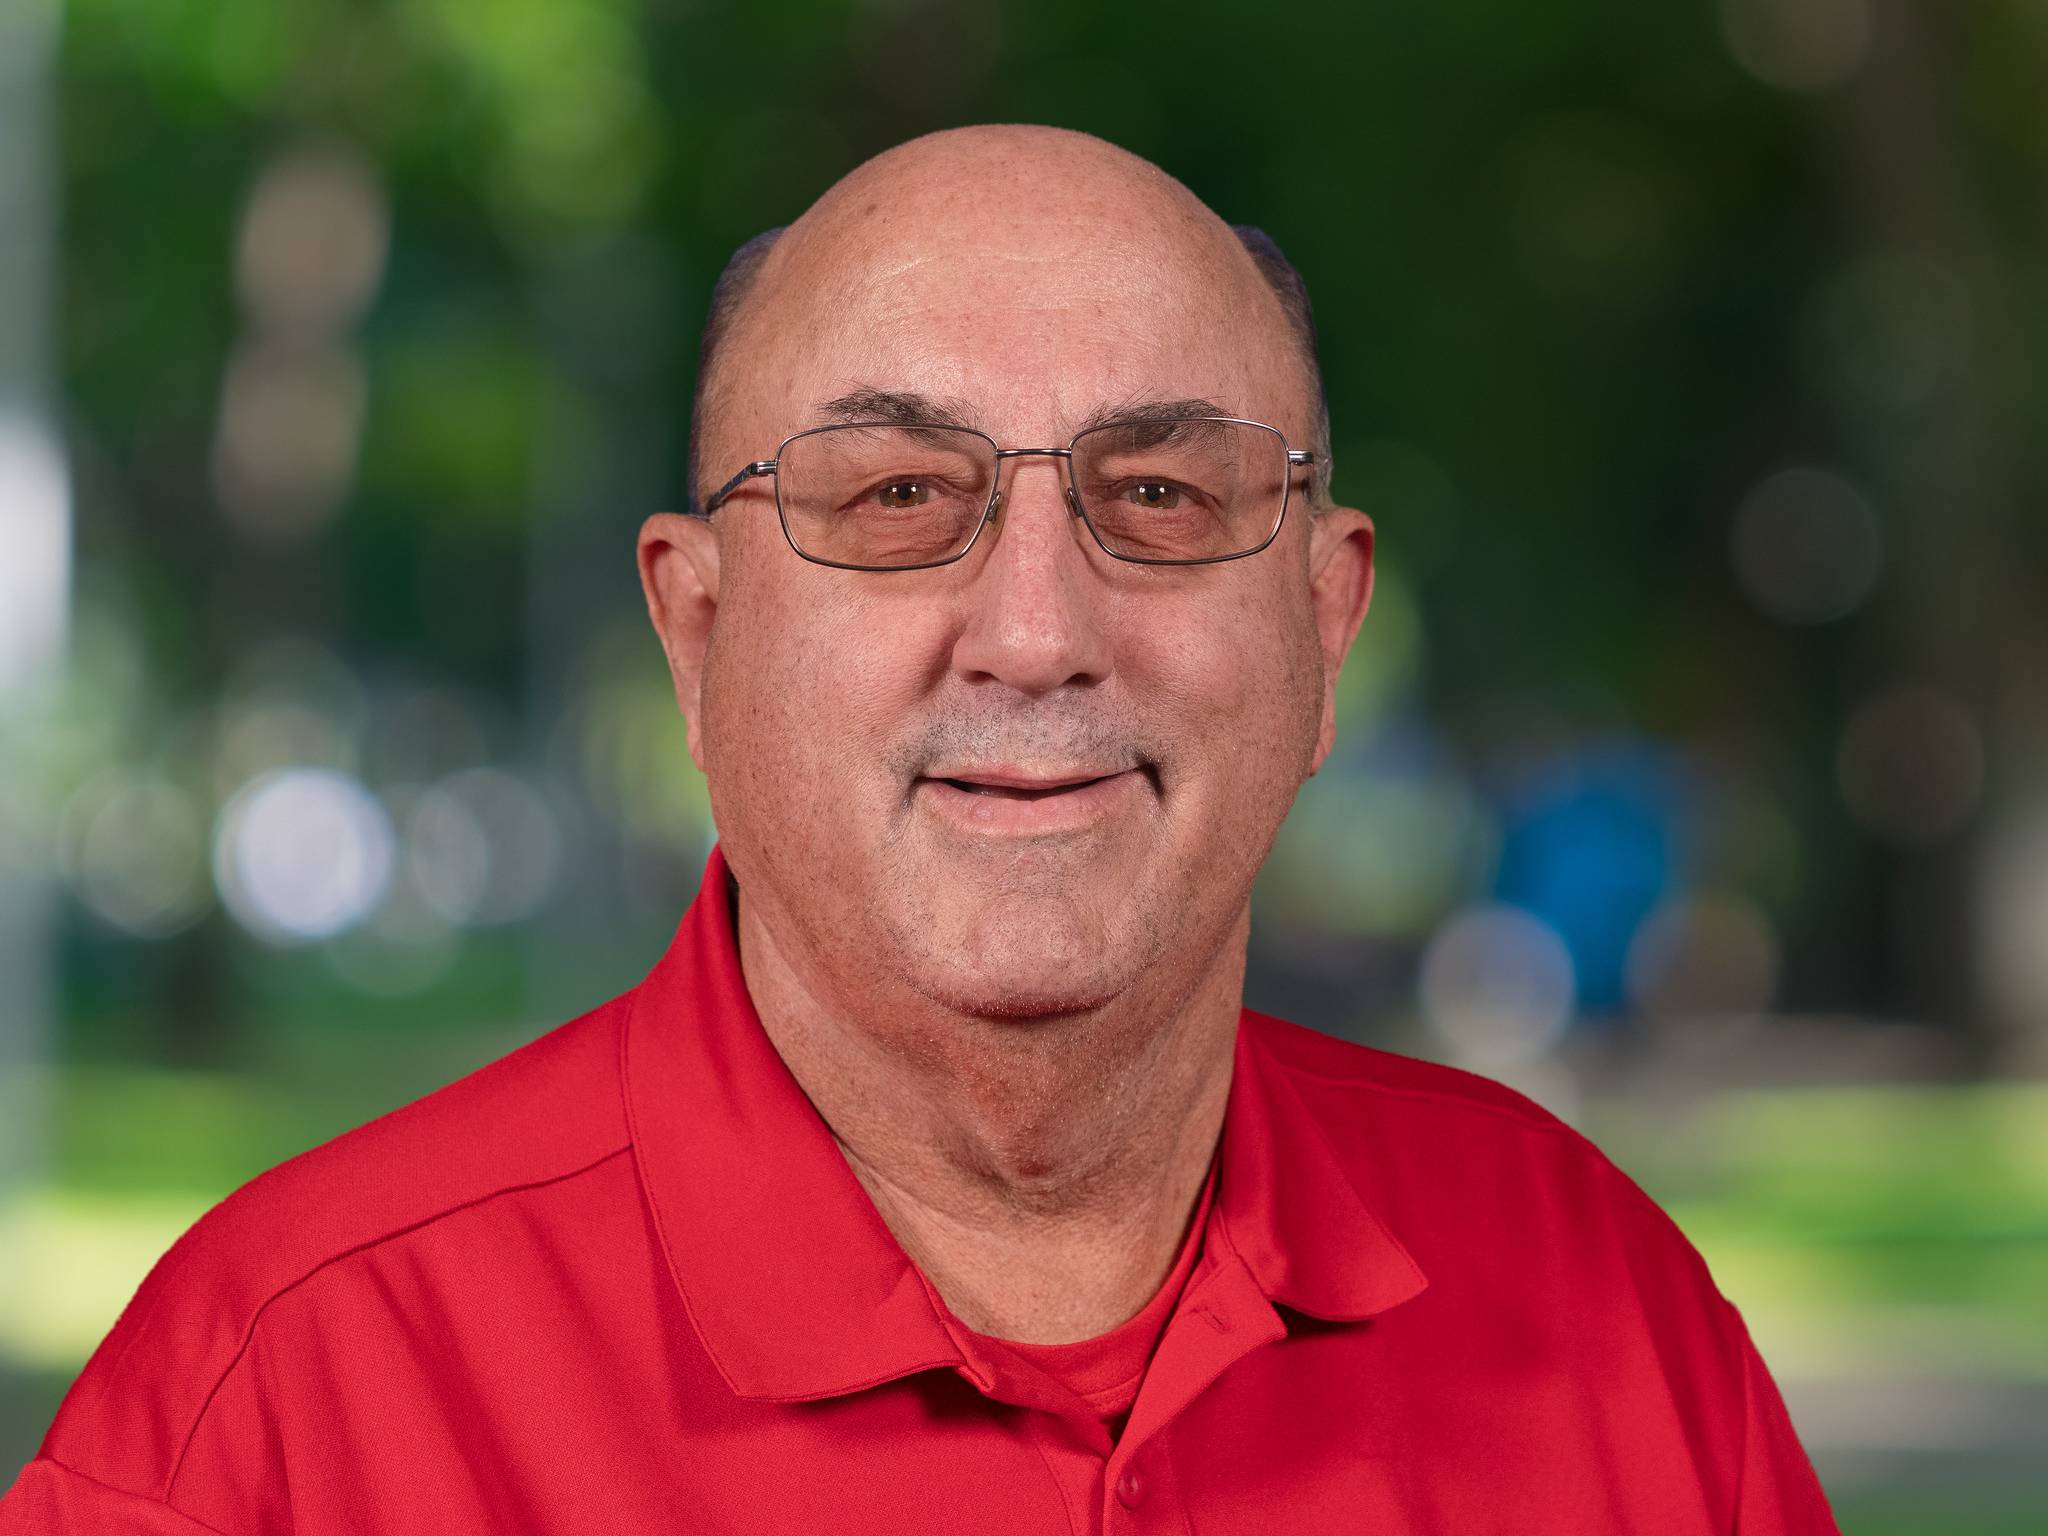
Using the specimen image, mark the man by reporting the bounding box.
[4,126,1838,1533]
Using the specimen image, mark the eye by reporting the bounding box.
[1122,480,1184,511]
[875,480,931,508]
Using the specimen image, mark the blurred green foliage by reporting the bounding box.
[9,1,2048,1527]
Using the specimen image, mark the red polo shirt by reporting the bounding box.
[3,847,1840,1534]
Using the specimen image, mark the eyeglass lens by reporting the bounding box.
[773,421,1289,569]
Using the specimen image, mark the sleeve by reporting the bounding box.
[0,1458,233,1534]
[1600,1153,1843,1535]
[1722,1299,1842,1536]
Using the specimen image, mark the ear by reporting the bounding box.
[637,512,723,774]
[1305,506,1376,776]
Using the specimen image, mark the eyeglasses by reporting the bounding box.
[694,416,1319,571]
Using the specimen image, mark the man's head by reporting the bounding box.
[639,125,1374,1036]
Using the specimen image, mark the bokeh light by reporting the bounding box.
[0,411,70,699]
[1626,890,1781,1023]
[1263,731,1493,942]
[403,784,490,926]
[1979,802,2048,1046]
[212,768,394,944]
[1419,903,1577,1069]
[212,139,385,543]
[1803,253,1973,421]
[1728,466,1883,626]
[58,770,210,940]
[1492,744,1679,1012]
[211,339,368,541]
[1719,0,1871,93]
[234,143,388,340]
[457,767,563,924]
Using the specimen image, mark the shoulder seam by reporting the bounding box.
[1268,1059,1589,1141]
[1273,1058,1689,1227]
[107,999,634,1410]
[1274,1052,1730,1315]
[162,1141,634,1501]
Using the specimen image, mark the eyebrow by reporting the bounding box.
[814,388,977,430]
[1070,396,1235,435]
[812,388,1238,438]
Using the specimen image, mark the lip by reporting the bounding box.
[914,766,1151,835]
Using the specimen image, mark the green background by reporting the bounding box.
[3,1,2046,1529]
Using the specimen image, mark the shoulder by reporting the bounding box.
[1246,1006,1585,1139]
[38,989,638,1499]
[1243,1009,1716,1283]
[156,989,635,1301]
[1246,1012,1770,1521]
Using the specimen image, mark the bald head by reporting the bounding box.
[686,126,1329,512]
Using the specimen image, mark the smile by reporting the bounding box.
[937,773,1114,800]
[914,767,1152,834]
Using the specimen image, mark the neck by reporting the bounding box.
[736,893,1245,1344]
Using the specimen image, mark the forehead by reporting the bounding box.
[726,161,1303,443]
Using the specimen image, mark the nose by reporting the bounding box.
[948,452,1114,696]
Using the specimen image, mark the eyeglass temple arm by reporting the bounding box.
[696,460,777,518]
[1287,447,1331,504]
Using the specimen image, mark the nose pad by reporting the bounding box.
[976,466,1081,539]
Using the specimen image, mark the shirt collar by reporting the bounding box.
[623,845,1427,1404]
[1214,1010,1431,1321]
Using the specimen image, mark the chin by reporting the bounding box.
[892,912,1143,1022]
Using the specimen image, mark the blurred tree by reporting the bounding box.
[40,0,2046,1060]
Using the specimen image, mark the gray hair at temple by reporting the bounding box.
[684,223,1334,515]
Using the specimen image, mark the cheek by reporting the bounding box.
[1144,588,1323,797]
[699,572,947,836]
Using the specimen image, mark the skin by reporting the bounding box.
[638,126,1376,1343]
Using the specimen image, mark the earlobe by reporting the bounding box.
[1306,507,1375,776]
[637,513,723,773]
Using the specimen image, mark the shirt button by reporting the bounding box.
[1115,1469,1144,1508]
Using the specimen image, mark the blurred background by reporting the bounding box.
[1,0,2044,1527]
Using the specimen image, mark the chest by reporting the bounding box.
[254,1303,1731,1536]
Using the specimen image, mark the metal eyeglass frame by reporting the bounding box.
[692,416,1321,571]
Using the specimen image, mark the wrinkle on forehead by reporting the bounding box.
[786,227,1243,336]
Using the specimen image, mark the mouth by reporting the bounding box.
[913,764,1156,834]
[932,771,1120,801]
